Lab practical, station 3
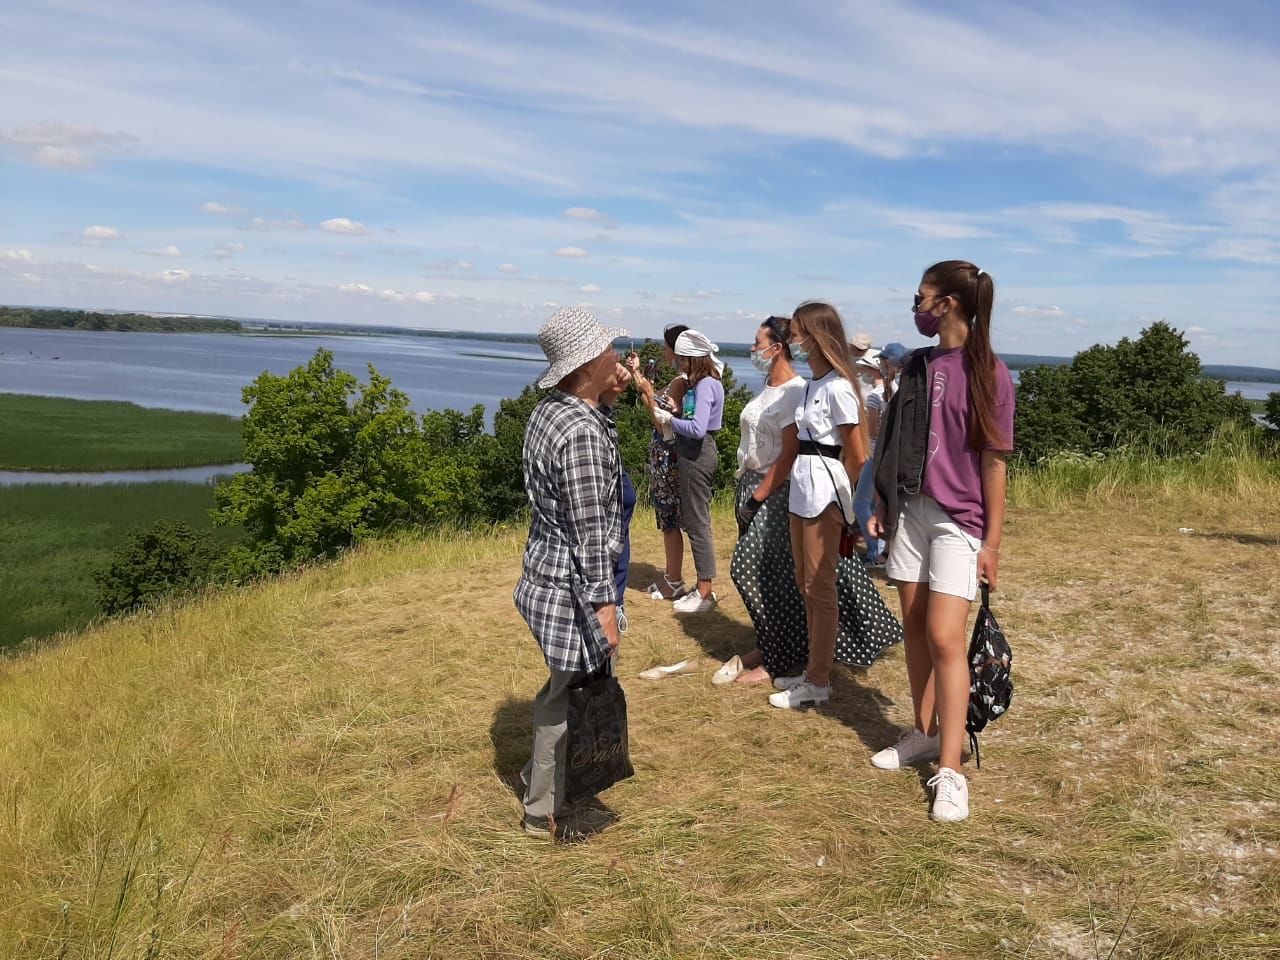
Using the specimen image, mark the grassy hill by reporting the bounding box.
[1,464,1278,958]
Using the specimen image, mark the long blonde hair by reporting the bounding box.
[793,301,869,451]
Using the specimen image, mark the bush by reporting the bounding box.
[1265,391,1280,432]
[1015,321,1256,464]
[212,349,493,572]
[94,521,221,615]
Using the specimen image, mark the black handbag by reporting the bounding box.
[965,584,1013,769]
[564,660,635,804]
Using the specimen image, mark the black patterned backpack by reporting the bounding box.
[966,584,1013,768]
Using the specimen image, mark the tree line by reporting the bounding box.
[0,306,242,333]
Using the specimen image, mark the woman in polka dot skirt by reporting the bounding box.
[715,314,903,690]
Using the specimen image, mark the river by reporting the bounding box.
[1,324,1273,423]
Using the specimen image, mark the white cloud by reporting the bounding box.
[498,262,520,273]
[412,291,436,303]
[81,224,122,242]
[1,249,33,262]
[554,246,588,258]
[208,242,246,260]
[1012,305,1065,318]
[201,201,247,215]
[33,145,95,169]
[563,206,611,222]
[159,268,190,282]
[456,259,475,269]
[337,282,373,294]
[248,216,307,232]
[321,217,370,236]
[0,122,136,170]
[580,283,602,293]
[142,245,185,258]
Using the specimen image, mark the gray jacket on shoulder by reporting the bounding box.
[873,348,932,541]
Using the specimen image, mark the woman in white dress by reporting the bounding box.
[769,302,903,709]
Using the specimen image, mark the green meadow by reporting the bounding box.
[0,482,234,650]
[0,393,242,471]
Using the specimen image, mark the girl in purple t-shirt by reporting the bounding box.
[868,260,1015,825]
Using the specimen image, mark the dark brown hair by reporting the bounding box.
[920,259,1004,451]
[663,324,690,350]
[761,315,793,359]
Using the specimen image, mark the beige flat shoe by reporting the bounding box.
[711,655,744,685]
[638,658,698,680]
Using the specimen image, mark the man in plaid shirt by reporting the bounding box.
[514,307,628,837]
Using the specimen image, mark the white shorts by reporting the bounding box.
[885,494,981,601]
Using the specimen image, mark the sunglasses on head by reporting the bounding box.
[762,315,789,343]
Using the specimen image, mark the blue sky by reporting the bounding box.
[2,0,1279,365]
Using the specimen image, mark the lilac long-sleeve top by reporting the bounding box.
[670,376,724,439]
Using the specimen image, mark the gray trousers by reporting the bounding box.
[677,435,719,580]
[522,666,589,820]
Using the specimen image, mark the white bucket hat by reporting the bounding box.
[536,306,629,389]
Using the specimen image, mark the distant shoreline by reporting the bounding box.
[5,304,1280,382]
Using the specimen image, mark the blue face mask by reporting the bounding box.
[749,346,775,371]
[790,338,810,364]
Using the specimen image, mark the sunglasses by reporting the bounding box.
[913,292,950,311]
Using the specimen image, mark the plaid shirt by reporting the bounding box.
[514,391,622,672]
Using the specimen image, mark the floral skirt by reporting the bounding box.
[647,435,682,531]
[730,470,903,675]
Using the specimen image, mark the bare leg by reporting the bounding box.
[895,581,937,736]
[925,592,973,771]
[696,578,714,599]
[662,528,685,595]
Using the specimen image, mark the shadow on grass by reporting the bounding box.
[1192,531,1280,547]
[488,692,620,838]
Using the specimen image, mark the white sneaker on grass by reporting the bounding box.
[672,590,717,614]
[870,728,941,770]
[927,767,969,823]
[768,677,831,709]
[772,673,810,690]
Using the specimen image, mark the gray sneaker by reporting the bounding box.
[870,728,941,770]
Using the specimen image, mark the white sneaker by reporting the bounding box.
[768,678,831,709]
[672,591,717,614]
[927,767,969,823]
[772,673,807,691]
[870,728,941,770]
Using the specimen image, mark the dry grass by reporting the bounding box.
[1,477,1278,958]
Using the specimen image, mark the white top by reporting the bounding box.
[736,375,806,476]
[789,371,860,521]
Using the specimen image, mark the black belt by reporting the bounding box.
[798,440,841,459]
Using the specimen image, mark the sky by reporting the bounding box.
[2,0,1279,366]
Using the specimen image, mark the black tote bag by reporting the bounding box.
[564,661,635,804]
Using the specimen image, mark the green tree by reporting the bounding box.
[1015,321,1256,463]
[212,349,489,570]
[1265,392,1280,432]
[94,521,221,615]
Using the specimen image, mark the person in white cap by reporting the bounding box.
[513,306,628,839]
[651,328,724,613]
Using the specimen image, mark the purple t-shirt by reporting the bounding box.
[920,346,1015,539]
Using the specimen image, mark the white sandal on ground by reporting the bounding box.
[646,575,686,601]
[638,659,698,680]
